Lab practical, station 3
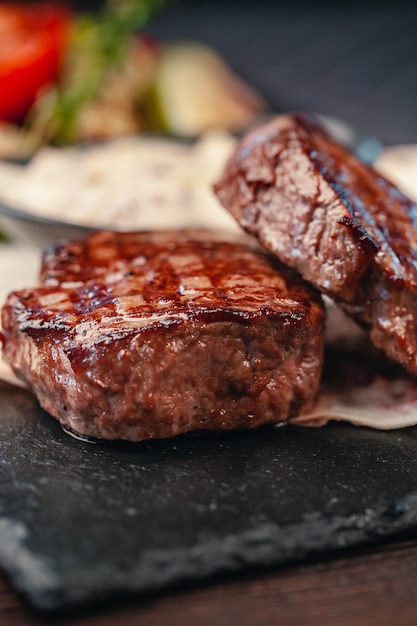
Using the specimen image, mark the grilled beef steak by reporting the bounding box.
[215,114,417,376]
[1,230,325,441]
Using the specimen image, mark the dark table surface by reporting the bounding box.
[3,2,417,624]
[3,539,417,626]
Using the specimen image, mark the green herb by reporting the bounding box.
[29,0,166,145]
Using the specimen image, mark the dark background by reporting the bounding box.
[70,0,417,145]
[140,0,417,145]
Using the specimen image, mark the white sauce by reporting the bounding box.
[0,131,239,233]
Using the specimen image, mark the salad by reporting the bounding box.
[0,0,266,158]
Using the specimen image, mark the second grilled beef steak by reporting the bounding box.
[215,114,417,376]
[1,230,325,441]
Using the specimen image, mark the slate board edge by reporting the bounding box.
[2,491,417,613]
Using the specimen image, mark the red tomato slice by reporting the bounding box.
[0,2,70,123]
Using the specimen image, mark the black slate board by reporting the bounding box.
[2,381,417,612]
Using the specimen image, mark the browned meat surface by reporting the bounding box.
[1,230,324,441]
[214,114,417,376]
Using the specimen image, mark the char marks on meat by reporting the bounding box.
[214,113,417,376]
[1,230,325,441]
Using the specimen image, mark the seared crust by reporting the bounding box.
[214,114,417,376]
[1,230,325,441]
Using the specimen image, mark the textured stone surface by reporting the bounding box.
[1,380,417,612]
